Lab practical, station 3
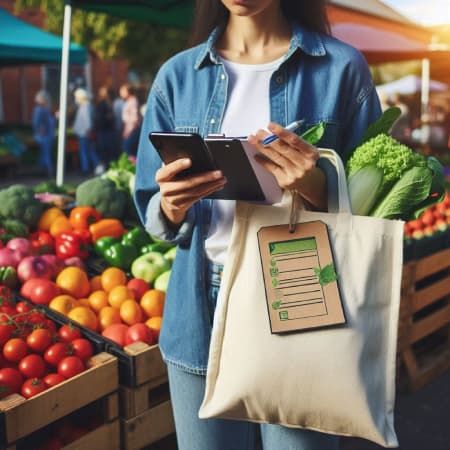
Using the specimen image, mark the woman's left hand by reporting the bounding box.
[248,122,319,189]
[248,122,326,210]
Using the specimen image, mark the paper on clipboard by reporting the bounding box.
[239,139,283,204]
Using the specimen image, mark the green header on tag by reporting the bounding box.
[269,238,317,255]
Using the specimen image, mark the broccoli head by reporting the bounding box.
[75,177,127,218]
[0,184,45,227]
[346,133,426,193]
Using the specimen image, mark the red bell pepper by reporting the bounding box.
[29,231,55,255]
[55,232,90,259]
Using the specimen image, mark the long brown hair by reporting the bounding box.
[188,0,331,47]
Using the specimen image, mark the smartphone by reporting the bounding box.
[149,132,216,178]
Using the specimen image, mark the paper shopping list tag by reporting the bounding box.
[257,220,346,333]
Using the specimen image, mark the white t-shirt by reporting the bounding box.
[205,56,283,265]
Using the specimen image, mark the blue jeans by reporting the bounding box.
[34,135,54,173]
[78,136,100,173]
[166,263,340,450]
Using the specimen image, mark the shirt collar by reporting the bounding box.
[194,21,326,70]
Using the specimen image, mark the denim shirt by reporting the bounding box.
[134,23,382,375]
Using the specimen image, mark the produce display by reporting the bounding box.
[0,286,95,399]
[0,154,174,422]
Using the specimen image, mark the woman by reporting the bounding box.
[119,83,141,155]
[73,88,104,175]
[32,90,55,176]
[134,1,381,449]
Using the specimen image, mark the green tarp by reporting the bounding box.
[0,8,87,66]
[69,0,195,28]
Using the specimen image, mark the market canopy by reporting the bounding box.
[0,8,87,66]
[68,0,194,29]
[377,75,448,96]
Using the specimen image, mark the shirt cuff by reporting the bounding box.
[145,192,195,244]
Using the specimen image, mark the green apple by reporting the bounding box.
[154,269,171,292]
[131,251,170,284]
[164,246,177,265]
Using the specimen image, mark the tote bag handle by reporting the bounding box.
[318,148,352,214]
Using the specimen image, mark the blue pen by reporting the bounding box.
[262,120,304,146]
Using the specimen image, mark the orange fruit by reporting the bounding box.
[37,207,65,232]
[88,290,109,312]
[56,267,90,299]
[120,300,143,325]
[145,316,162,341]
[98,306,122,331]
[101,267,127,292]
[49,295,77,315]
[78,298,90,307]
[90,275,103,291]
[140,289,165,318]
[68,306,98,331]
[108,285,135,309]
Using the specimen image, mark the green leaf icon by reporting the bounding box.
[313,263,338,286]
[272,300,282,310]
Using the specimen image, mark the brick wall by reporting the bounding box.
[0,0,129,124]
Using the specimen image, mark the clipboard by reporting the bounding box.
[149,132,282,204]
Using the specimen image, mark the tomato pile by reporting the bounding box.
[0,288,94,399]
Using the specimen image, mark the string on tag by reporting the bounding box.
[289,190,299,233]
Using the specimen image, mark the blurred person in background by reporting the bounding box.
[390,93,411,144]
[94,86,117,165]
[120,83,141,156]
[32,90,56,176]
[73,88,104,175]
[113,88,125,154]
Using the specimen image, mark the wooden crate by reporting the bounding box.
[119,368,175,449]
[109,341,168,388]
[0,352,118,447]
[5,392,120,450]
[121,400,175,450]
[397,247,450,391]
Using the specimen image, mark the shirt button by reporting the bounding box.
[276,75,283,84]
[210,118,216,124]
[221,74,225,80]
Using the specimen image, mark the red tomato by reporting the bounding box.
[0,317,14,346]
[26,311,48,328]
[44,342,71,367]
[3,338,28,362]
[21,377,47,398]
[15,301,34,314]
[0,286,13,308]
[125,323,155,346]
[20,278,61,305]
[58,324,82,343]
[70,338,94,362]
[0,305,16,316]
[19,354,47,378]
[26,328,53,353]
[101,323,129,346]
[0,367,23,398]
[43,372,66,388]
[44,319,57,335]
[57,356,85,379]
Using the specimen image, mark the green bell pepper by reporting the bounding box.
[140,241,174,255]
[94,236,120,257]
[121,227,152,251]
[103,242,138,271]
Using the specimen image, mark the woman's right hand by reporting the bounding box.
[156,158,227,227]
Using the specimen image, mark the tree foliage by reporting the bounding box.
[15,0,189,74]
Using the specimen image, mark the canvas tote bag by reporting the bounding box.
[199,149,403,447]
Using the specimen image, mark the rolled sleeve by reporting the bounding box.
[145,192,196,244]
